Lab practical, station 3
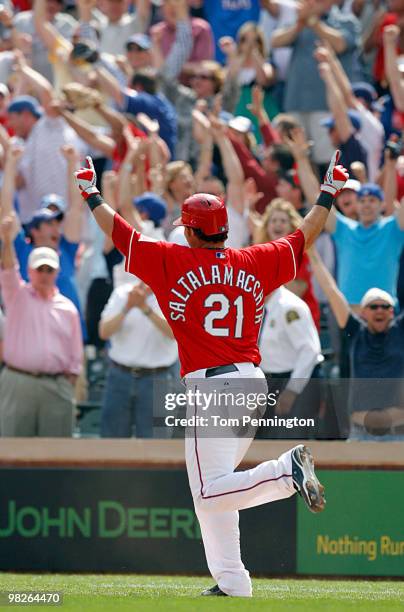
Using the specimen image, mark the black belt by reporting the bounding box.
[110,359,169,376]
[6,365,64,378]
[205,364,258,378]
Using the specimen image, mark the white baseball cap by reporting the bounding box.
[360,288,395,308]
[341,179,361,193]
[228,116,252,134]
[28,247,60,270]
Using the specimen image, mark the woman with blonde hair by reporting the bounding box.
[252,198,320,329]
[162,161,195,237]
[220,21,278,141]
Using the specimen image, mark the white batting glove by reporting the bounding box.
[321,150,350,197]
[74,156,99,200]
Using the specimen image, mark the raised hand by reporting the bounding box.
[60,144,79,164]
[74,156,99,199]
[284,126,311,160]
[321,150,349,196]
[0,214,17,241]
[383,24,400,45]
[6,140,24,164]
[247,85,264,117]
[218,36,237,58]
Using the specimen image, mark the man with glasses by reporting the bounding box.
[0,216,82,437]
[309,248,404,441]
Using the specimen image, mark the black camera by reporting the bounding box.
[70,41,99,65]
[385,137,402,160]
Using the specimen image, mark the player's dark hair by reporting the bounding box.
[193,228,228,243]
[131,68,157,95]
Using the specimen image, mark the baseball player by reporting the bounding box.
[74,151,349,597]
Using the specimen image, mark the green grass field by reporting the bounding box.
[0,574,403,611]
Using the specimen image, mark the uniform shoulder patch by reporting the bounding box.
[286,309,300,323]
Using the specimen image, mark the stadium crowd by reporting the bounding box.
[0,0,403,441]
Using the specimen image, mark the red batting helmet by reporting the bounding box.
[173,193,228,236]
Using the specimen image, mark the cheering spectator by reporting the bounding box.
[318,61,368,175]
[203,0,260,63]
[1,141,86,333]
[150,0,214,77]
[252,198,321,329]
[77,0,151,56]
[13,0,78,83]
[272,0,360,166]
[0,215,82,437]
[97,66,177,159]
[326,182,404,306]
[163,160,194,235]
[259,0,297,101]
[99,280,177,438]
[363,0,404,94]
[310,247,404,441]
[383,24,404,111]
[220,22,278,137]
[6,52,85,221]
[315,45,384,181]
[334,179,360,220]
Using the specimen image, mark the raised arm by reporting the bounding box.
[60,145,85,244]
[314,44,356,109]
[284,127,320,207]
[308,247,350,328]
[14,51,54,110]
[247,85,281,147]
[383,25,404,112]
[33,0,61,53]
[95,66,124,107]
[209,115,245,214]
[53,102,115,157]
[0,142,24,238]
[299,150,349,249]
[318,61,353,143]
[0,215,18,270]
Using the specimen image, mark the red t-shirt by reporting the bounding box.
[295,253,320,331]
[112,214,305,376]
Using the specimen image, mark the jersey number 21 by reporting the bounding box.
[203,293,244,338]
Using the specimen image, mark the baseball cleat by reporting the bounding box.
[201,584,228,596]
[291,444,325,513]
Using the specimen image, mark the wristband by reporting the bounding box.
[142,307,152,317]
[316,191,334,210]
[86,193,103,211]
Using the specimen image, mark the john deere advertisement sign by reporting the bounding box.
[0,469,295,573]
[298,471,404,576]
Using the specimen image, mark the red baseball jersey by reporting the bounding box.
[112,214,305,376]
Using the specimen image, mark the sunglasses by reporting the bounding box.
[367,304,392,311]
[36,265,56,274]
[127,44,146,52]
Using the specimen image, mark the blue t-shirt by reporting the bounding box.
[343,313,404,411]
[333,213,404,303]
[14,231,85,338]
[202,0,260,63]
[124,91,177,159]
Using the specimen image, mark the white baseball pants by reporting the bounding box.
[184,362,297,597]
